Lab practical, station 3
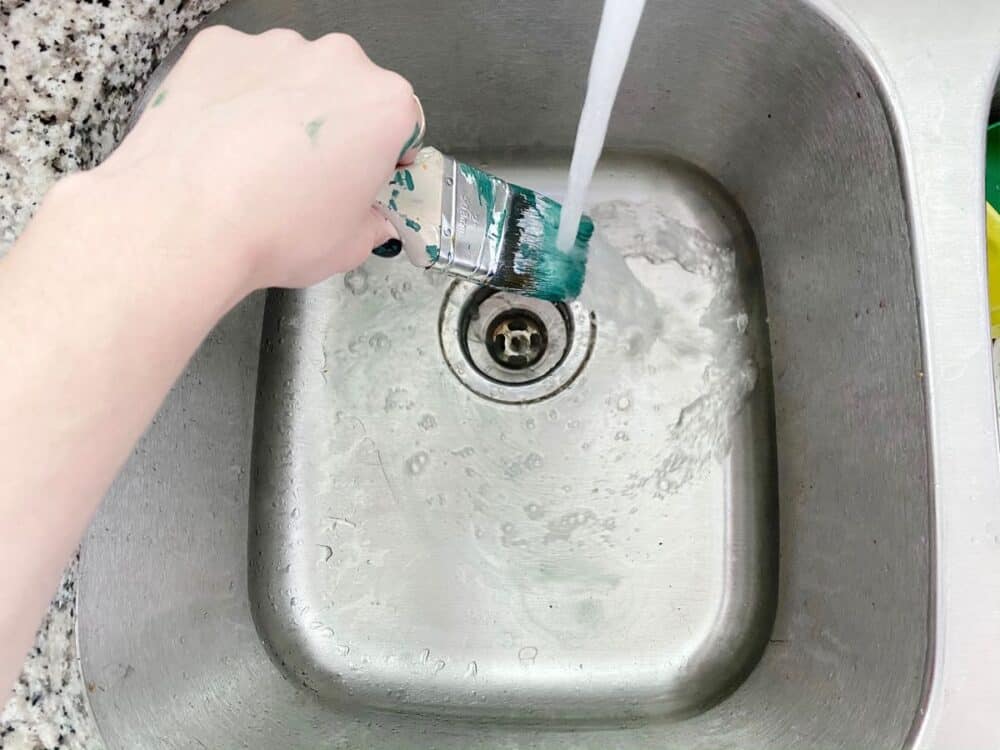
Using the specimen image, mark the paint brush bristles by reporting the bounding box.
[493,187,594,302]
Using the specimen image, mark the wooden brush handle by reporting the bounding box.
[373,147,445,268]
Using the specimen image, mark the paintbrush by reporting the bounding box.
[373,148,594,302]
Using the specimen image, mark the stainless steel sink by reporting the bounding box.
[249,155,776,724]
[78,0,1000,748]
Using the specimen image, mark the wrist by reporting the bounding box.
[43,167,255,318]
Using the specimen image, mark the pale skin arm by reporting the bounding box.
[0,26,421,691]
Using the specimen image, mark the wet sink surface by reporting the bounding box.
[80,0,938,747]
[250,156,775,721]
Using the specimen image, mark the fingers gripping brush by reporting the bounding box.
[373,147,594,302]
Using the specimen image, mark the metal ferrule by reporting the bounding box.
[432,156,510,285]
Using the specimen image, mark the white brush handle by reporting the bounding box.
[374,147,446,268]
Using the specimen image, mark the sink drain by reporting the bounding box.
[440,283,595,403]
[485,310,547,370]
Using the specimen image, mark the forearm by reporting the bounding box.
[0,171,244,688]
[0,24,418,694]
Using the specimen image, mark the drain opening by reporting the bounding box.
[440,282,596,404]
[485,309,548,370]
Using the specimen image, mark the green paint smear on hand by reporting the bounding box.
[404,217,422,231]
[151,89,167,108]
[305,117,326,144]
[425,244,440,262]
[397,122,422,162]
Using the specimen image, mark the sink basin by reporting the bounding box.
[249,154,775,723]
[79,0,954,747]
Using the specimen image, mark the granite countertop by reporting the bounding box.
[1,3,224,747]
[1,2,1000,749]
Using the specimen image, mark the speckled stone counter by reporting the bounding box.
[1,3,224,747]
[2,2,1000,748]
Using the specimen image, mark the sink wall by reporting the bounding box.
[80,0,932,747]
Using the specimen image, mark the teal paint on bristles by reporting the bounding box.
[459,164,593,303]
[497,186,593,302]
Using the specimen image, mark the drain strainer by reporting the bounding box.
[485,309,547,370]
[440,282,595,403]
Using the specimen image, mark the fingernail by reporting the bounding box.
[372,238,402,258]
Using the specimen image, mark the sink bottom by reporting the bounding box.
[249,154,777,723]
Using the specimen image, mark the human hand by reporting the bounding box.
[87,25,422,295]
[0,25,426,691]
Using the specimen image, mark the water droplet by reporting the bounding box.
[626,332,645,356]
[614,431,629,441]
[420,648,430,664]
[369,332,390,350]
[385,387,414,412]
[524,502,545,520]
[524,418,536,430]
[418,414,437,431]
[319,627,335,638]
[525,452,543,469]
[289,596,297,607]
[290,507,300,519]
[465,661,478,678]
[317,545,333,563]
[566,419,581,429]
[344,268,368,295]
[339,645,350,656]
[518,646,538,664]
[406,451,430,475]
[547,409,558,421]
[433,660,446,674]
[617,396,631,411]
